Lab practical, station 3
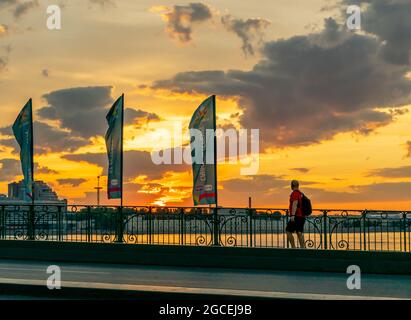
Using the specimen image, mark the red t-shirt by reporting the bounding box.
[289,190,302,217]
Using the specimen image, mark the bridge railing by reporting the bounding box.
[0,204,409,252]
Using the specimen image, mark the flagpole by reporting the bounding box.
[212,95,218,209]
[120,93,124,208]
[212,95,219,246]
[29,98,35,241]
[30,98,35,207]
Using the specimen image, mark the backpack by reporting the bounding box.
[299,192,312,217]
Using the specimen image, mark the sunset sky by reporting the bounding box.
[1,0,411,210]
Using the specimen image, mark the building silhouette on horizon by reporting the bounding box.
[1,180,66,205]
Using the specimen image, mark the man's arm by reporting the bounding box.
[291,200,298,220]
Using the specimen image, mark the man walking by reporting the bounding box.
[286,180,306,248]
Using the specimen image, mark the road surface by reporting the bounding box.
[0,259,409,299]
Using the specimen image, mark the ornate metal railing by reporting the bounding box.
[0,204,409,252]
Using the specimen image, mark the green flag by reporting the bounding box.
[189,95,217,206]
[12,99,34,201]
[105,95,124,200]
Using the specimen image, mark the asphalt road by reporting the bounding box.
[0,259,409,299]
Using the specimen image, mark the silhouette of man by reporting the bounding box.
[286,180,306,248]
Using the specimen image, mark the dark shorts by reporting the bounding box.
[286,216,306,233]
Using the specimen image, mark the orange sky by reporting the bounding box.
[0,0,411,210]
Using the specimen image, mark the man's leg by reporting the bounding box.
[287,231,296,248]
[297,232,305,248]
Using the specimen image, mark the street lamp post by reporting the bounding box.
[95,176,102,206]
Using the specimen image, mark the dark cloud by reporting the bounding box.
[153,17,411,148]
[0,158,20,181]
[406,141,411,158]
[0,121,89,154]
[62,150,189,181]
[1,87,159,154]
[368,166,411,178]
[221,15,270,56]
[13,0,39,19]
[57,178,86,187]
[0,138,16,151]
[37,87,160,140]
[125,108,161,127]
[290,168,310,174]
[38,86,114,139]
[34,122,90,153]
[344,0,411,65]
[0,159,59,183]
[35,164,58,175]
[153,2,213,44]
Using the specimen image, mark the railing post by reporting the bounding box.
[147,207,153,245]
[115,206,124,243]
[180,208,185,245]
[57,206,63,241]
[285,210,290,248]
[27,204,35,240]
[86,206,92,243]
[213,207,220,246]
[323,210,328,250]
[403,212,407,252]
[248,208,254,248]
[0,206,5,240]
[362,210,367,251]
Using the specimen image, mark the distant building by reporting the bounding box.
[1,180,67,205]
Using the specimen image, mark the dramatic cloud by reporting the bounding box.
[13,0,39,19]
[0,121,90,154]
[0,87,161,155]
[406,141,411,158]
[36,164,58,175]
[290,168,310,174]
[125,108,161,127]
[0,159,59,182]
[63,150,189,181]
[344,0,411,65]
[221,15,271,56]
[368,166,411,178]
[38,86,114,139]
[37,87,160,140]
[151,3,213,44]
[153,17,411,148]
[0,158,20,181]
[57,178,86,187]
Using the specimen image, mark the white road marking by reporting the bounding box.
[0,278,406,300]
[0,267,110,275]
